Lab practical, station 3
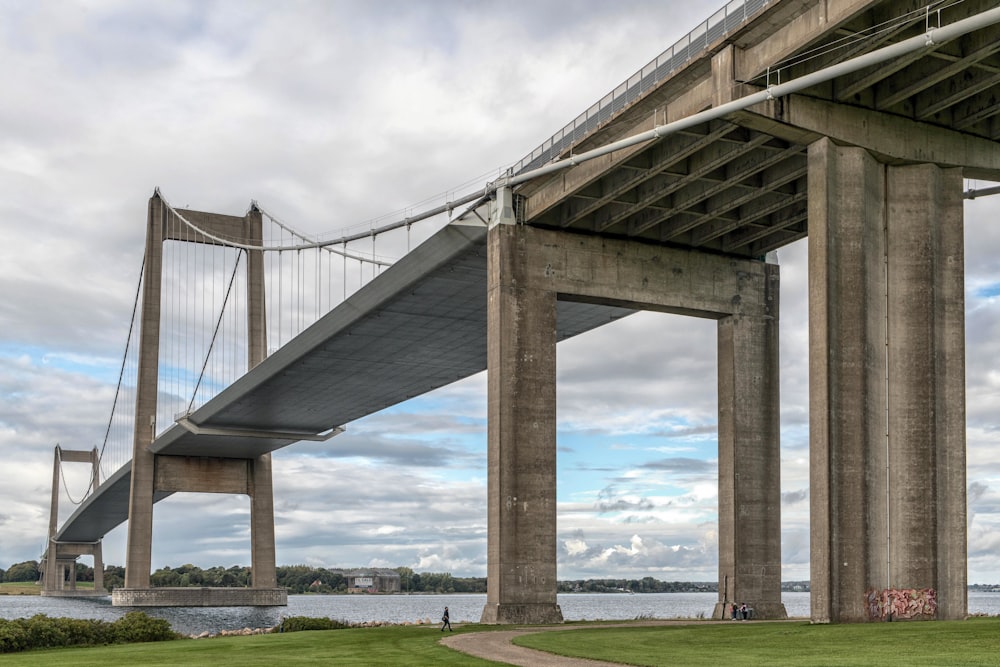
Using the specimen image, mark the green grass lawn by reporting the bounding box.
[0,583,41,595]
[0,625,508,667]
[2,618,999,666]
[0,582,99,595]
[515,618,1000,666]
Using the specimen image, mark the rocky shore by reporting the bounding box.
[189,617,441,639]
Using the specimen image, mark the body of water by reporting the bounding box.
[1,592,998,636]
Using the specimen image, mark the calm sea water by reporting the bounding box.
[1,592,998,636]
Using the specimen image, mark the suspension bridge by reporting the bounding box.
[41,0,1000,623]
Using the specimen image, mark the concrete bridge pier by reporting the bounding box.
[481,210,562,625]
[481,192,785,623]
[808,138,966,622]
[714,271,784,620]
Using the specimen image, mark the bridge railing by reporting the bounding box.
[510,0,767,175]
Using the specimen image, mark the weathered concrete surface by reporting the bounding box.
[885,163,966,620]
[251,453,278,589]
[743,95,1000,180]
[512,226,776,319]
[123,195,166,590]
[715,262,784,620]
[482,223,784,622]
[808,139,888,623]
[808,138,967,622]
[482,221,562,625]
[246,206,279,591]
[153,456,250,494]
[41,589,107,598]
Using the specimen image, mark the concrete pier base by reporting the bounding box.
[480,603,564,625]
[42,589,108,598]
[112,587,287,607]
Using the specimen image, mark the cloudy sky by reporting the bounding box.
[2,0,999,587]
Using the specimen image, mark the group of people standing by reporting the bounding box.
[730,602,752,620]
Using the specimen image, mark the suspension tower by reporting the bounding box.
[40,446,106,596]
[112,191,285,606]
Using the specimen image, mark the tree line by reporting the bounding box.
[558,577,717,593]
[0,561,486,594]
[2,560,812,593]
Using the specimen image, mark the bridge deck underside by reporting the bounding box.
[521,0,1000,255]
[57,223,633,543]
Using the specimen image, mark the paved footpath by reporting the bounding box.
[441,625,627,666]
[441,619,802,666]
[441,619,729,667]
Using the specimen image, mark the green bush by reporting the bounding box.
[111,611,180,643]
[0,612,178,654]
[0,620,28,653]
[22,615,68,649]
[278,616,350,633]
[62,617,115,646]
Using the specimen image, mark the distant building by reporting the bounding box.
[334,568,401,593]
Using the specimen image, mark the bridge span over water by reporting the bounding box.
[55,220,634,542]
[45,0,1000,623]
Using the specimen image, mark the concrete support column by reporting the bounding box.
[480,221,563,625]
[245,206,278,590]
[808,139,887,623]
[808,138,966,622]
[931,166,967,621]
[246,207,267,371]
[885,164,966,620]
[44,447,61,592]
[715,262,785,620]
[124,193,166,589]
[93,541,105,593]
[250,455,277,588]
[43,542,59,592]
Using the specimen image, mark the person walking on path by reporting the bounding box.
[441,606,453,632]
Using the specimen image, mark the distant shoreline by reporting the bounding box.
[6,581,1000,597]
